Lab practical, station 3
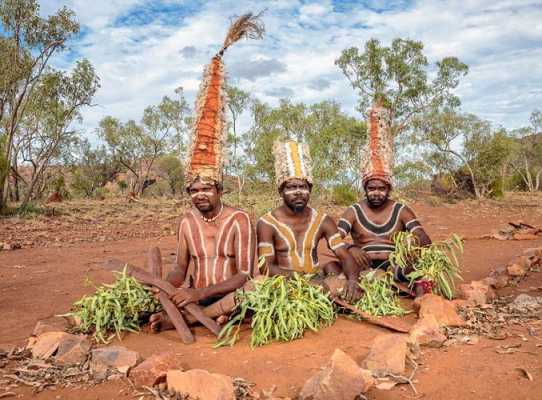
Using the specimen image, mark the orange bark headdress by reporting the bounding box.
[185,12,265,187]
[360,101,394,187]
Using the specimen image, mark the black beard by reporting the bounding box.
[195,203,214,213]
[367,196,386,208]
[286,201,306,214]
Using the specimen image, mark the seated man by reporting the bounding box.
[150,178,256,332]
[257,140,362,302]
[338,101,431,296]
[150,24,258,330]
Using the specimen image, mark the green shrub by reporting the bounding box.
[332,184,358,206]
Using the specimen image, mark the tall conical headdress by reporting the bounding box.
[184,12,265,187]
[360,101,394,187]
[272,140,313,188]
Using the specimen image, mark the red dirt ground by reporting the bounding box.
[1,194,542,399]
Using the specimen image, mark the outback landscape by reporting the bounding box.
[1,0,542,399]
[1,193,542,399]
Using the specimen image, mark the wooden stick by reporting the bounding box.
[148,247,163,278]
[146,248,194,344]
[104,258,221,336]
[334,298,412,333]
[392,281,416,297]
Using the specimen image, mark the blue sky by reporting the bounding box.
[39,0,542,139]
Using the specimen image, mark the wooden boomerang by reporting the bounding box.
[146,248,194,344]
[333,297,412,333]
[103,258,221,336]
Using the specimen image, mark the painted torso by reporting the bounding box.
[259,207,326,273]
[177,206,255,289]
[338,200,417,261]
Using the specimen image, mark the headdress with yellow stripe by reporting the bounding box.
[272,140,313,188]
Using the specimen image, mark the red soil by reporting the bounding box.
[1,195,542,399]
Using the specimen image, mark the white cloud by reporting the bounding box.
[39,0,542,142]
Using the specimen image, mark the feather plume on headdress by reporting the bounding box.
[272,140,314,188]
[185,12,265,187]
[360,101,394,187]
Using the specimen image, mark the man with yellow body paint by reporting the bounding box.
[256,140,362,303]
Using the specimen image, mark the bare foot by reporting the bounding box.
[149,311,175,332]
[216,314,228,325]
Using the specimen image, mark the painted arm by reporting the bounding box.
[337,206,371,269]
[401,206,432,246]
[337,207,355,239]
[321,216,362,302]
[321,216,360,281]
[256,219,290,277]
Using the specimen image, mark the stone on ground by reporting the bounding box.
[487,266,510,289]
[54,334,91,365]
[507,262,527,277]
[32,316,70,336]
[27,332,70,359]
[457,280,496,306]
[414,294,466,327]
[129,352,182,387]
[362,334,409,376]
[513,232,539,240]
[299,349,374,400]
[409,314,447,348]
[167,369,235,400]
[90,346,141,376]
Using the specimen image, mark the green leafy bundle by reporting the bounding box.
[390,232,463,299]
[216,274,336,348]
[70,268,161,343]
[353,270,405,316]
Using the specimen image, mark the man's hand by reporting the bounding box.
[342,279,362,303]
[170,288,208,308]
[149,286,161,301]
[349,247,371,269]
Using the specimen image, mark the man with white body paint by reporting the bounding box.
[256,141,362,303]
[149,178,257,331]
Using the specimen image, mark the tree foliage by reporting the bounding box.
[98,91,189,196]
[0,0,80,208]
[243,99,366,189]
[14,59,99,203]
[335,38,468,137]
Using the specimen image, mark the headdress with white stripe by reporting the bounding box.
[272,140,313,188]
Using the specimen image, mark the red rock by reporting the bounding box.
[91,346,141,376]
[414,294,466,327]
[55,335,91,365]
[523,247,542,258]
[409,315,447,348]
[299,349,374,400]
[487,266,510,289]
[32,316,70,336]
[362,334,409,375]
[507,263,527,277]
[28,332,69,359]
[2,242,21,251]
[457,280,496,306]
[513,233,539,240]
[129,352,181,387]
[167,369,234,400]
